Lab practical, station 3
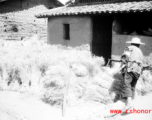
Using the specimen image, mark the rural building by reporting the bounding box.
[36,0,152,63]
[0,0,62,41]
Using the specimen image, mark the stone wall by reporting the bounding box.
[0,0,60,41]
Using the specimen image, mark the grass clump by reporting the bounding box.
[0,36,109,106]
[0,37,152,108]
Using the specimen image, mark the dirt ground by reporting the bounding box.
[0,91,63,120]
[114,93,152,120]
[0,91,105,120]
[105,93,152,120]
[0,91,152,120]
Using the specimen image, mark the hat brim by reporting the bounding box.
[126,41,145,45]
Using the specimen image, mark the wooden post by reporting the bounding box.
[106,59,111,67]
[62,64,71,116]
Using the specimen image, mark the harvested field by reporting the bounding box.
[0,36,152,109]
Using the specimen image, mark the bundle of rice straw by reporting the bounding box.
[109,72,124,96]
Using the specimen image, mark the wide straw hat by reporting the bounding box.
[126,37,145,45]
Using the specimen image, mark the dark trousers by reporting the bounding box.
[121,72,140,99]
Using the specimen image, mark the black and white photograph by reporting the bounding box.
[0,0,152,120]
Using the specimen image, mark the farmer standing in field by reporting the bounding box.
[120,37,144,112]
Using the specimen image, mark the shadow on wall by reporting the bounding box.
[112,34,152,56]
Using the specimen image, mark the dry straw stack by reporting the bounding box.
[0,36,152,107]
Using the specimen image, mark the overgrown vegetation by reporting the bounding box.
[0,36,152,108]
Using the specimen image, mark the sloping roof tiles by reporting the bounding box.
[36,1,152,18]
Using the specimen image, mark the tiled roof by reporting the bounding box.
[36,1,152,18]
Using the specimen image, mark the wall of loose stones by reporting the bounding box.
[0,0,57,41]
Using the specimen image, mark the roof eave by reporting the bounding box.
[35,1,152,18]
[36,9,152,18]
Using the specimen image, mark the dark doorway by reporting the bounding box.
[92,15,113,64]
[113,12,152,36]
